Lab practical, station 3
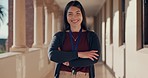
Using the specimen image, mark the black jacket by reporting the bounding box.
[48,30,101,78]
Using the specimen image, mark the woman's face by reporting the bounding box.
[67,6,83,27]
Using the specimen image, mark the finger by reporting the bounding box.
[65,62,69,66]
[90,50,98,53]
[93,53,99,56]
[89,57,94,61]
[63,62,68,64]
[58,47,61,51]
[90,52,99,56]
[89,54,98,60]
[92,55,98,60]
[63,63,68,66]
[63,62,66,65]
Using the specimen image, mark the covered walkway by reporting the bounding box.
[0,0,148,78]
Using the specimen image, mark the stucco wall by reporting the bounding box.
[97,0,148,78]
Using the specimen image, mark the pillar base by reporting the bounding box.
[43,43,50,47]
[32,43,44,48]
[10,45,28,52]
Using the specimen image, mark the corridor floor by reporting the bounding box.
[95,62,115,78]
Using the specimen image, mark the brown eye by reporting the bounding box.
[77,13,80,15]
[76,12,81,15]
[68,13,72,15]
[67,13,73,17]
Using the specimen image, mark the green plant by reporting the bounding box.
[0,49,5,54]
[0,5,6,26]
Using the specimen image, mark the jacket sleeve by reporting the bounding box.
[48,32,79,63]
[69,32,101,67]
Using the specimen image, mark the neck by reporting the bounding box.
[70,26,81,32]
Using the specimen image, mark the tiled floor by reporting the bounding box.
[95,62,115,78]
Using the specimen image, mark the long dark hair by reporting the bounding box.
[63,1,87,31]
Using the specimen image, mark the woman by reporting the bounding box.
[48,1,101,78]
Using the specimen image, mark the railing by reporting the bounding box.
[0,47,54,78]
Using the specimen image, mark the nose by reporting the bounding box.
[72,14,78,19]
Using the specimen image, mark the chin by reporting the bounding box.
[71,23,81,26]
[71,24,80,27]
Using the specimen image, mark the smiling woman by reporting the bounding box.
[48,1,101,78]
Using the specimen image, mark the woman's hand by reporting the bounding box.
[63,50,99,66]
[63,62,70,66]
[78,50,99,61]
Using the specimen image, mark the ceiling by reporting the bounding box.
[54,0,106,16]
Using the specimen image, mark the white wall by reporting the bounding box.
[99,0,148,78]
[112,0,125,77]
[125,0,148,78]
[105,0,113,69]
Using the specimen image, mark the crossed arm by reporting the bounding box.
[48,32,101,67]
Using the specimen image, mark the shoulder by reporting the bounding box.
[87,30,98,37]
[53,31,66,42]
[54,31,65,37]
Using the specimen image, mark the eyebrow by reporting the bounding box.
[68,10,81,13]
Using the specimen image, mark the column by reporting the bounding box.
[51,12,55,37]
[10,0,28,52]
[32,0,44,48]
[52,4,60,35]
[56,11,63,32]
[54,14,58,33]
[44,6,53,46]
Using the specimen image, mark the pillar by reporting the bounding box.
[10,0,28,52]
[44,6,53,46]
[32,0,44,48]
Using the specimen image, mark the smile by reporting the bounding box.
[71,19,79,23]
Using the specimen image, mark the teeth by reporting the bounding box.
[72,20,78,23]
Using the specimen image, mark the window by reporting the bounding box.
[119,0,125,46]
[122,0,125,44]
[110,0,113,44]
[143,0,148,45]
[138,0,148,49]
